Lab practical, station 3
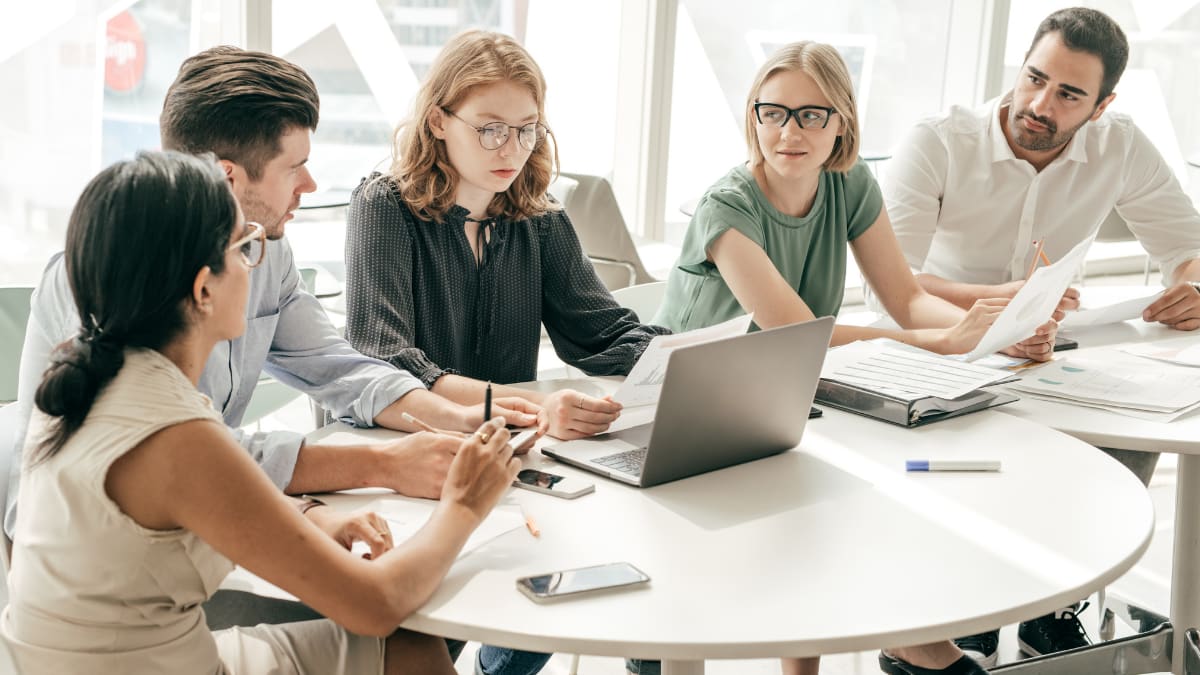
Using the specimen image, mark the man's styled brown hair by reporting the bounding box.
[160,46,319,180]
[1026,7,1129,102]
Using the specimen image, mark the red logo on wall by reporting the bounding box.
[105,10,146,93]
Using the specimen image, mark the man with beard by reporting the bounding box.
[878,6,1200,669]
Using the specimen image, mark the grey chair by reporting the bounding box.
[548,173,656,291]
[1089,209,1152,284]
[0,286,35,403]
[1187,627,1200,674]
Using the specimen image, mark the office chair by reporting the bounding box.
[612,280,668,324]
[0,286,35,403]
[548,173,656,291]
[1187,627,1200,674]
[1084,209,1152,285]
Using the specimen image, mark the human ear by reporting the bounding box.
[192,266,215,315]
[428,107,448,140]
[1091,92,1116,122]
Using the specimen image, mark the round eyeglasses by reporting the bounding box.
[753,102,837,130]
[442,107,548,151]
[227,221,265,268]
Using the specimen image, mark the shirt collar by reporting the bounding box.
[990,93,1090,166]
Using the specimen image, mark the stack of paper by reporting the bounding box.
[1121,341,1200,368]
[822,340,1014,401]
[1010,355,1200,421]
[350,499,527,560]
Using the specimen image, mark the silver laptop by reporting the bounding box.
[542,316,834,487]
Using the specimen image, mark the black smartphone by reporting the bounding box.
[517,562,650,602]
[1053,336,1079,352]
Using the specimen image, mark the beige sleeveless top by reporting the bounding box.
[2,348,234,675]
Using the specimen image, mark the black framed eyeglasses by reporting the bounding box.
[227,221,265,268]
[442,108,548,151]
[753,102,837,130]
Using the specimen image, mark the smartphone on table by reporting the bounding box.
[517,562,650,602]
[512,468,595,499]
[1053,336,1079,351]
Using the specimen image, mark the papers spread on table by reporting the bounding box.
[613,313,753,407]
[1121,341,1200,368]
[1060,290,1163,328]
[1010,354,1200,422]
[965,237,1093,361]
[349,499,526,560]
[822,340,1013,401]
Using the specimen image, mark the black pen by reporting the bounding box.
[484,381,492,424]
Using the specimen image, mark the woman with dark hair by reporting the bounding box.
[1,151,520,675]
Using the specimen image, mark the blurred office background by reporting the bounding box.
[2,0,1199,287]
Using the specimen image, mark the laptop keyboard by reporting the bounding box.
[592,447,649,476]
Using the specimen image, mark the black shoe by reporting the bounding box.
[878,652,989,674]
[1017,602,1092,656]
[953,629,999,668]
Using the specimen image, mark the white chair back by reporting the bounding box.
[0,287,35,403]
[612,281,668,324]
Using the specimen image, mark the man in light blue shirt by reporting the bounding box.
[6,45,551,675]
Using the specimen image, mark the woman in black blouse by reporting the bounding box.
[345,30,668,442]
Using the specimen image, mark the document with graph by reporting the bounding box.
[614,313,753,407]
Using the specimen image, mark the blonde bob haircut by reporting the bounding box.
[744,41,860,173]
[389,30,559,222]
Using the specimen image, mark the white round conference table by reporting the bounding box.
[305,388,1151,675]
[1000,285,1200,672]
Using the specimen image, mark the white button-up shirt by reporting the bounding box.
[882,96,1200,289]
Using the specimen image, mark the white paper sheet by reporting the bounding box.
[965,237,1094,361]
[822,340,1012,401]
[613,313,754,406]
[1121,341,1200,367]
[350,500,526,560]
[1009,355,1200,413]
[1060,290,1163,328]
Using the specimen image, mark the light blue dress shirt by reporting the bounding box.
[5,237,424,536]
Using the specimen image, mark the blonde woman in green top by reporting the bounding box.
[649,42,1056,675]
[654,41,1056,364]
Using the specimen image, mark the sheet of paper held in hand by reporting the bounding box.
[613,313,754,407]
[823,340,1012,401]
[349,500,526,560]
[1059,290,1164,328]
[965,237,1093,361]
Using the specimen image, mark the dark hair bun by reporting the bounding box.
[34,336,125,442]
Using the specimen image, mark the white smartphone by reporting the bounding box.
[517,562,650,602]
[512,468,595,499]
[507,428,540,453]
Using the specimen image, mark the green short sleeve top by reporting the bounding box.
[653,158,882,332]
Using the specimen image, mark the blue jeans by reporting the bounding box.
[476,645,552,675]
[626,658,661,674]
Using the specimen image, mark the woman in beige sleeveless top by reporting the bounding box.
[1,151,521,675]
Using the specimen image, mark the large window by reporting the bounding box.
[662,0,968,242]
[1005,1,1200,197]
[0,0,241,285]
[278,0,624,269]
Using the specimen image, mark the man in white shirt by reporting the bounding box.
[881,7,1200,669]
[884,10,1200,329]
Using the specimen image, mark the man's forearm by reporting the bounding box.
[284,442,384,494]
[1170,258,1200,285]
[429,373,545,406]
[915,273,1009,310]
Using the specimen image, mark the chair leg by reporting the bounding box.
[568,653,581,675]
